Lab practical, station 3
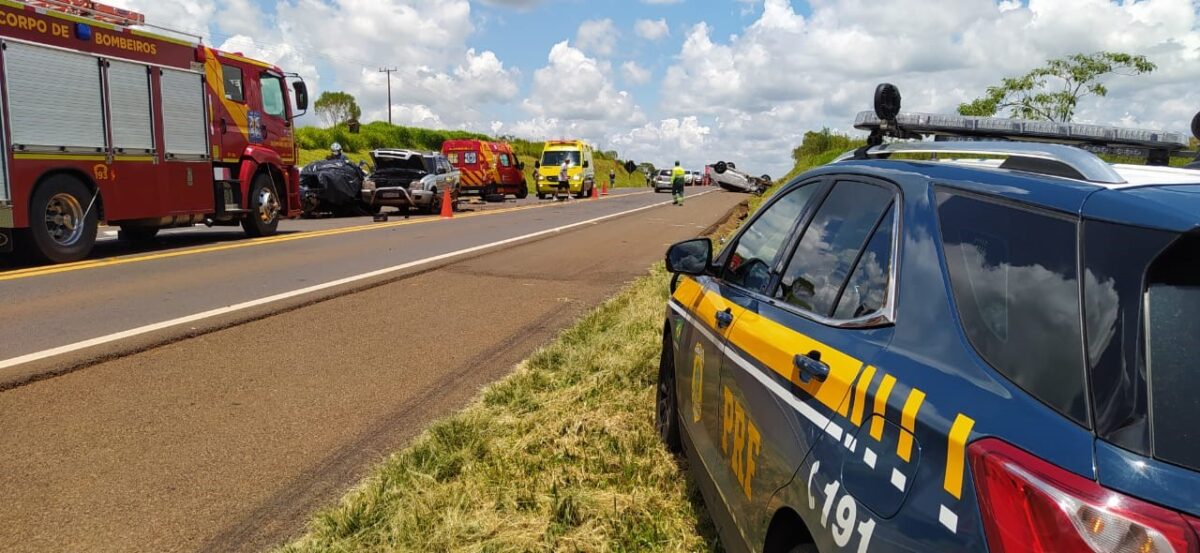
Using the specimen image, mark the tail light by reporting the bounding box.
[969,438,1200,553]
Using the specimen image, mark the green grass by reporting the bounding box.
[279,264,720,553]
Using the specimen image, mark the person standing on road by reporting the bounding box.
[558,158,570,200]
[609,168,616,190]
[671,161,686,205]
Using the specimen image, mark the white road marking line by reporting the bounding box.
[891,468,907,491]
[843,433,854,449]
[939,505,959,533]
[1,192,713,373]
[669,301,842,442]
[864,447,877,469]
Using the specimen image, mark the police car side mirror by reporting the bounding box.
[666,238,712,276]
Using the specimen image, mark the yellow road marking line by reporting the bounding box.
[944,413,976,499]
[849,365,876,427]
[869,374,896,441]
[897,388,925,462]
[0,190,655,282]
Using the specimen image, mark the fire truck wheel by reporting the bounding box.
[242,174,281,237]
[28,175,99,263]
[516,183,529,200]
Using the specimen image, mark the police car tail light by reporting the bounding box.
[970,438,1200,553]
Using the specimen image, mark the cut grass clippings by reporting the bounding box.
[278,263,721,553]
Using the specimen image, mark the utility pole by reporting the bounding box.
[378,67,397,125]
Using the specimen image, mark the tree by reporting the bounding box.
[314,91,362,127]
[958,52,1155,122]
[792,128,855,165]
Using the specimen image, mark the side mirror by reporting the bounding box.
[534,160,541,169]
[582,160,590,168]
[518,161,526,170]
[666,238,712,276]
[292,80,309,113]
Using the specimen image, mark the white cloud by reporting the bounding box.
[522,41,643,126]
[659,0,1200,175]
[575,18,619,57]
[610,117,711,169]
[622,61,653,85]
[634,18,670,41]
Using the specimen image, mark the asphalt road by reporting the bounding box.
[0,186,742,552]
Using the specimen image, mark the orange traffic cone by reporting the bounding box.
[602,181,609,196]
[440,187,453,219]
[591,183,599,199]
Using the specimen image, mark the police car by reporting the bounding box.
[657,84,1200,553]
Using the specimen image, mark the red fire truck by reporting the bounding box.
[0,0,308,263]
[441,139,528,200]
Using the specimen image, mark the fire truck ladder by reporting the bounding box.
[21,0,204,42]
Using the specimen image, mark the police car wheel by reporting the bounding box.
[655,330,683,454]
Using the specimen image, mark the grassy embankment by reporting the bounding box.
[278,132,847,552]
[295,122,651,195]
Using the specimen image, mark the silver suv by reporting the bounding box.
[363,150,461,214]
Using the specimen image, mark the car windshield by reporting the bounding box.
[542,150,580,166]
[658,170,671,176]
[1145,236,1200,472]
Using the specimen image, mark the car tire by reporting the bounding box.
[516,181,529,200]
[242,173,281,237]
[656,329,683,455]
[425,188,440,215]
[537,192,547,200]
[27,174,99,263]
[117,226,159,242]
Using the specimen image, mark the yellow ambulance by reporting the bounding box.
[534,140,596,199]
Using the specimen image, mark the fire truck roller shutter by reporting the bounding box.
[159,69,208,160]
[107,61,154,154]
[4,42,105,152]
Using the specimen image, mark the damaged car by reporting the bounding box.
[363,150,462,214]
[711,161,772,194]
[299,158,375,217]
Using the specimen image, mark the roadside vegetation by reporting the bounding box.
[279,262,720,552]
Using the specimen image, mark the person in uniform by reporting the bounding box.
[671,161,686,205]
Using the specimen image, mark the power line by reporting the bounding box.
[378,67,398,125]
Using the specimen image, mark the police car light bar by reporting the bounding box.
[854,111,1189,151]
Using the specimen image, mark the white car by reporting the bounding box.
[711,161,772,194]
[653,169,674,192]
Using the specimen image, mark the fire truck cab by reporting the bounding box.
[0,0,308,263]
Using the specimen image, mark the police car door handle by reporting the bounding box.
[794,351,830,383]
[715,308,734,329]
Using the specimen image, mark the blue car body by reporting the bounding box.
[663,156,1200,552]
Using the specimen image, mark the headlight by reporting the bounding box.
[572,175,582,181]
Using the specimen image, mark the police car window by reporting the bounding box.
[221,64,244,103]
[260,74,285,117]
[937,191,1088,426]
[833,204,895,320]
[722,184,818,293]
[776,181,893,317]
[1145,236,1200,471]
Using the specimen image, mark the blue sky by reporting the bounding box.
[116,1,1200,175]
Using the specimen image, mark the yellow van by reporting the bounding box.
[534,140,596,199]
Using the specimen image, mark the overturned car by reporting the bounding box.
[300,158,375,217]
[363,149,462,214]
[711,161,772,194]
